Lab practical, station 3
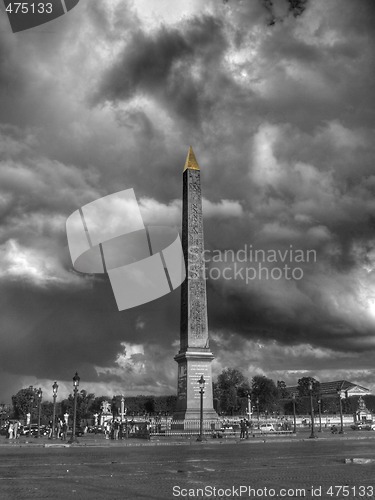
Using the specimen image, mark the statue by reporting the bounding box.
[358,395,366,411]
[100,401,111,414]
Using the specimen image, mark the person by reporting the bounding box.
[7,422,14,440]
[48,420,53,439]
[13,421,19,439]
[113,419,120,440]
[61,420,68,441]
[240,419,246,439]
[105,421,111,439]
[245,419,249,439]
[56,419,62,439]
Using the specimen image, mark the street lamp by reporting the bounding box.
[337,388,344,434]
[317,398,322,432]
[50,382,58,439]
[196,375,206,442]
[256,398,260,429]
[308,381,316,439]
[68,371,80,444]
[292,394,297,434]
[36,388,43,438]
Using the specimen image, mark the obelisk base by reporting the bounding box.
[173,349,218,422]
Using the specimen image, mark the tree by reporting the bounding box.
[297,377,320,397]
[277,380,289,398]
[0,403,12,425]
[154,395,177,414]
[12,386,38,420]
[251,376,279,414]
[144,397,155,414]
[61,390,95,424]
[296,377,321,414]
[215,368,251,415]
[41,401,54,424]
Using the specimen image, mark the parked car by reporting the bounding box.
[22,424,49,436]
[362,423,375,431]
[67,426,85,437]
[88,426,104,434]
[260,423,275,433]
[75,426,85,437]
[351,422,374,431]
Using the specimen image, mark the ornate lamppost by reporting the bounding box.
[292,393,297,434]
[308,381,316,439]
[68,372,80,444]
[337,388,344,434]
[317,398,322,432]
[112,396,117,421]
[50,381,58,439]
[36,388,43,438]
[196,375,206,442]
[256,398,260,428]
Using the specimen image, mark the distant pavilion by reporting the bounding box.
[285,380,371,398]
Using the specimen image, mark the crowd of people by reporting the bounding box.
[1,417,153,440]
[3,420,21,439]
[2,418,70,440]
[101,418,151,440]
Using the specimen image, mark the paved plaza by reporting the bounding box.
[0,431,374,500]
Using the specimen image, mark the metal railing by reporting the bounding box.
[148,419,294,438]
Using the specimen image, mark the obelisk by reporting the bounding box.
[174,147,217,421]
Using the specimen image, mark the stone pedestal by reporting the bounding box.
[174,350,217,421]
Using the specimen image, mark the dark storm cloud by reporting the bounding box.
[0,276,180,382]
[93,15,228,127]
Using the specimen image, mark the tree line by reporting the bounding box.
[213,369,375,416]
[9,386,177,425]
[7,370,375,424]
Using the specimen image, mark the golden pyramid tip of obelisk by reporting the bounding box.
[183,146,200,172]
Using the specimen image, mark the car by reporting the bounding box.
[351,422,374,431]
[22,424,49,436]
[75,426,85,437]
[0,425,8,436]
[66,425,85,437]
[363,423,375,431]
[88,426,104,434]
[260,423,275,433]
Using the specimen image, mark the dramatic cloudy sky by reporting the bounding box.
[1,0,375,403]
